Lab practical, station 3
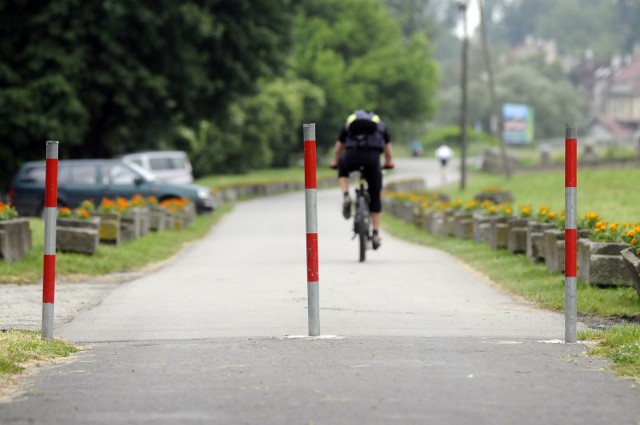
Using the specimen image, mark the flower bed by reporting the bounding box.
[56,206,99,255]
[382,186,640,293]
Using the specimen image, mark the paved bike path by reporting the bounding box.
[1,167,639,424]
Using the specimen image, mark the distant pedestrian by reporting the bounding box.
[435,144,453,183]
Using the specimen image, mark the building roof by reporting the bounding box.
[612,58,640,83]
[593,115,634,138]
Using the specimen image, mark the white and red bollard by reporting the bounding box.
[565,124,577,343]
[303,124,320,336]
[42,141,59,339]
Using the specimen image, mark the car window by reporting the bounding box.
[19,165,71,184]
[58,166,71,184]
[170,157,186,169]
[149,157,173,171]
[20,166,46,183]
[108,164,140,185]
[70,164,97,184]
[132,159,143,167]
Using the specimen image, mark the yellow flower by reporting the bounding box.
[547,211,556,219]
[609,223,618,231]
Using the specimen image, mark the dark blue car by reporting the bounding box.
[8,159,216,217]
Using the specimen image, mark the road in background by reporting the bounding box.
[1,158,639,424]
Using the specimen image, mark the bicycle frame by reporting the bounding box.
[352,170,371,262]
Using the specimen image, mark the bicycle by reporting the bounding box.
[349,164,394,262]
[331,162,393,262]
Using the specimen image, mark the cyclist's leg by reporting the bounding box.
[338,150,358,218]
[361,152,382,220]
[361,151,383,249]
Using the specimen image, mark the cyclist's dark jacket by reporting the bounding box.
[336,113,391,214]
[338,118,390,152]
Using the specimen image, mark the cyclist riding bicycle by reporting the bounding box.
[331,109,394,250]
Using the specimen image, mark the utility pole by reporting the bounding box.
[479,0,511,178]
[458,0,468,191]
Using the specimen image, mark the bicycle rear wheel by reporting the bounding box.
[356,195,370,262]
[358,220,367,262]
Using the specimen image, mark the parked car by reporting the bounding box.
[119,151,194,184]
[8,159,216,217]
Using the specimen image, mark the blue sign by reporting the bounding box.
[502,103,534,144]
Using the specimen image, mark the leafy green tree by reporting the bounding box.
[177,77,325,175]
[495,65,588,139]
[535,0,622,56]
[0,0,296,188]
[293,0,438,150]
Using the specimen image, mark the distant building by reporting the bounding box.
[508,36,558,65]
[589,52,640,144]
[559,42,640,145]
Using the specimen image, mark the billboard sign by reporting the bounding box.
[502,103,534,144]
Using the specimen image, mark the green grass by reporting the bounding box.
[196,167,335,188]
[0,330,79,381]
[440,168,640,223]
[579,324,640,379]
[0,204,232,284]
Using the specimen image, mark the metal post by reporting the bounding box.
[565,124,577,343]
[42,141,59,339]
[303,124,320,336]
[458,0,469,190]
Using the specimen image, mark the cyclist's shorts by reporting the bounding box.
[338,149,383,213]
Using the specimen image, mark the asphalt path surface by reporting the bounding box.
[1,158,639,424]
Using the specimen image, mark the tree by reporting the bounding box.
[0,0,296,188]
[293,0,439,150]
[496,65,588,139]
[177,77,325,175]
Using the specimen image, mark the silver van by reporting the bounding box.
[120,151,194,184]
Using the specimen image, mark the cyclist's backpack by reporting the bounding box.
[344,110,385,151]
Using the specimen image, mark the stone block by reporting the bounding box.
[149,207,166,232]
[430,213,447,236]
[120,216,138,243]
[453,212,474,239]
[56,217,99,254]
[507,219,531,254]
[488,216,510,250]
[526,222,556,263]
[621,248,640,300]
[57,227,99,254]
[577,239,631,287]
[473,215,492,244]
[91,211,121,245]
[544,229,565,273]
[0,218,32,262]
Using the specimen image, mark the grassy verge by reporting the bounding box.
[439,168,640,223]
[579,325,640,379]
[1,205,232,392]
[0,330,79,392]
[383,212,640,379]
[0,204,233,284]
